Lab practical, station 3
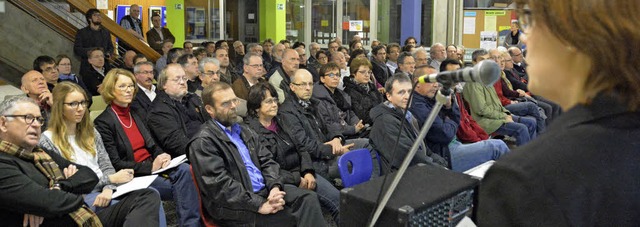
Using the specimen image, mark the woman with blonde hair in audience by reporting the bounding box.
[478,0,640,225]
[94,69,201,227]
[38,81,163,226]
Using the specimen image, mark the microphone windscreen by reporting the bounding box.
[475,60,501,86]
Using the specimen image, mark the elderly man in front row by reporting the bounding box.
[0,96,160,226]
[188,82,325,226]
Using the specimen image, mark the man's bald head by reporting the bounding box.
[21,70,48,96]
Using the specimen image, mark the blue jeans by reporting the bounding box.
[314,174,340,223]
[149,163,201,227]
[448,139,510,172]
[85,189,165,227]
[505,101,545,133]
[494,115,537,146]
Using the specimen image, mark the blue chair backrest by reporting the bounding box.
[338,148,373,187]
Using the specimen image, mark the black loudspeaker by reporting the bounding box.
[340,164,479,227]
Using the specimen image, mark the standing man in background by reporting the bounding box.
[147,14,175,55]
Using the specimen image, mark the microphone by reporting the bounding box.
[417,60,501,87]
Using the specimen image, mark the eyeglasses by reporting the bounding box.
[137,70,154,75]
[324,73,339,78]
[169,77,188,83]
[221,98,239,108]
[116,84,135,91]
[3,114,45,126]
[262,97,279,105]
[292,82,314,88]
[58,63,71,66]
[203,71,220,76]
[357,70,373,75]
[64,101,90,109]
[248,64,263,68]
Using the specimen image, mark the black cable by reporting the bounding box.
[366,80,419,226]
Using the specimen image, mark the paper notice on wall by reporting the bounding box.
[96,0,108,10]
[349,20,363,32]
[463,17,476,34]
[484,16,497,31]
[480,31,498,50]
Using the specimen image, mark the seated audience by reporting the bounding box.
[370,45,393,87]
[343,58,384,125]
[188,82,325,226]
[19,70,52,130]
[215,48,241,85]
[38,82,163,226]
[409,66,509,172]
[195,57,221,96]
[177,54,201,93]
[233,53,266,100]
[395,52,416,78]
[0,96,104,226]
[131,61,157,118]
[279,69,360,180]
[312,63,366,138]
[147,64,209,157]
[94,69,201,226]
[463,49,537,146]
[369,73,448,175]
[56,54,90,95]
[82,47,111,96]
[245,82,340,223]
[33,55,59,91]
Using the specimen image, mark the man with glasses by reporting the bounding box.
[279,69,356,181]
[147,64,209,157]
[0,96,104,226]
[196,57,221,96]
[188,82,325,226]
[82,48,111,96]
[15,71,52,130]
[32,56,59,91]
[233,54,265,100]
[74,8,114,77]
[131,61,156,118]
[508,46,528,80]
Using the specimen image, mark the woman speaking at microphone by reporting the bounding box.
[478,0,640,226]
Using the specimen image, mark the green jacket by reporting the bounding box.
[462,82,510,133]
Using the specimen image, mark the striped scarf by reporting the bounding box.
[0,140,102,227]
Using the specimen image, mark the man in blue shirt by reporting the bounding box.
[187,82,325,226]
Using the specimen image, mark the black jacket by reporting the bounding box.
[0,147,98,226]
[342,77,384,125]
[369,102,444,175]
[312,84,360,136]
[478,94,640,226]
[146,91,209,157]
[371,59,393,86]
[81,65,110,96]
[278,96,341,178]
[246,116,314,186]
[187,119,283,225]
[130,87,154,120]
[94,106,163,176]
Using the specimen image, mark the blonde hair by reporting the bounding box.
[49,82,96,160]
[99,68,138,104]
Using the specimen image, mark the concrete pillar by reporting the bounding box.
[259,0,286,42]
[400,0,421,45]
[376,0,390,43]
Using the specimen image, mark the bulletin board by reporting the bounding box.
[462,9,515,49]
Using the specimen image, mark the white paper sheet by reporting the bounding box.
[463,160,495,179]
[112,175,158,198]
[152,154,188,174]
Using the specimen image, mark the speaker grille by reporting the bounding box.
[408,189,474,227]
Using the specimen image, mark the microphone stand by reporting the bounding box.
[368,86,453,227]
